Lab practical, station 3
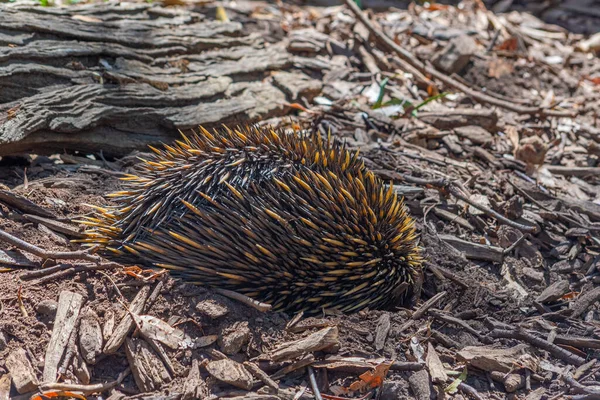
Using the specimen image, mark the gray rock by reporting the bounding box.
[36,299,58,317]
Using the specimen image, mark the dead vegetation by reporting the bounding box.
[1,0,600,399]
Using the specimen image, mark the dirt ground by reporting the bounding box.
[1,0,600,399]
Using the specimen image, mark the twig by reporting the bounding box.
[390,361,425,371]
[411,291,447,320]
[490,329,586,366]
[308,366,323,400]
[342,0,576,118]
[401,176,539,233]
[244,362,279,391]
[429,310,491,344]
[458,382,485,400]
[0,228,101,263]
[40,367,131,395]
[214,288,272,312]
[21,263,121,286]
[563,375,600,396]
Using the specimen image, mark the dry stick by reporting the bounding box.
[214,288,272,312]
[458,382,485,400]
[0,228,101,263]
[307,366,323,400]
[411,291,447,320]
[22,263,121,286]
[40,367,131,395]
[342,0,576,118]
[490,329,586,366]
[402,175,540,234]
[390,361,425,371]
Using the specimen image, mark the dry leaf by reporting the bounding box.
[31,391,86,400]
[488,58,514,79]
[497,37,518,52]
[515,136,547,165]
[347,361,393,393]
[132,314,187,349]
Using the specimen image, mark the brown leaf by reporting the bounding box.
[347,360,393,393]
[488,58,514,79]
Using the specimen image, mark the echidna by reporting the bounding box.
[81,125,422,314]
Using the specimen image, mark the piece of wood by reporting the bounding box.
[267,326,339,362]
[243,362,279,391]
[439,235,504,263]
[23,214,84,239]
[425,342,448,384]
[0,3,318,157]
[79,308,103,365]
[0,249,37,268]
[0,374,10,400]
[206,359,254,391]
[103,285,151,354]
[374,313,391,351]
[0,190,55,219]
[42,291,85,383]
[5,348,39,394]
[124,337,171,392]
[182,360,208,400]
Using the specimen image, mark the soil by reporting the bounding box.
[1,0,600,399]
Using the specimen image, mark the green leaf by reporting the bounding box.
[353,0,363,9]
[410,92,450,117]
[445,366,467,394]
[382,98,413,109]
[371,77,389,109]
[39,0,49,6]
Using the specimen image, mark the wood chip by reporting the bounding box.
[104,285,151,354]
[195,299,229,319]
[43,291,85,383]
[182,360,208,400]
[426,342,448,384]
[267,326,339,361]
[124,337,171,392]
[374,314,390,351]
[0,374,10,400]
[6,348,39,394]
[457,344,535,373]
[206,359,254,391]
[536,280,570,303]
[24,214,84,238]
[79,308,103,365]
[0,249,36,268]
[440,235,504,263]
[0,189,55,218]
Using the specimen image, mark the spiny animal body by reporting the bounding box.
[82,125,422,314]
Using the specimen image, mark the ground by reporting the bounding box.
[0,0,600,400]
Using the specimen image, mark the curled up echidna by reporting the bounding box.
[81,125,422,314]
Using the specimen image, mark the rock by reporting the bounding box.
[219,321,250,355]
[196,299,229,320]
[432,34,478,74]
[36,299,58,317]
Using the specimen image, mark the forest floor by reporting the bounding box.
[1,0,600,399]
